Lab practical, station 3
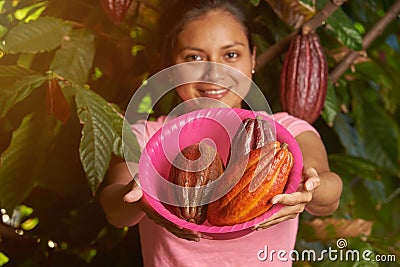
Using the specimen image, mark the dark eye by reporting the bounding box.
[226,52,239,59]
[185,54,203,61]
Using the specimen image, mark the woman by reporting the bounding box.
[100,0,343,266]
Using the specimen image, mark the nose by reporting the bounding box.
[204,62,224,83]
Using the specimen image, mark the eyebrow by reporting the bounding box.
[178,42,247,53]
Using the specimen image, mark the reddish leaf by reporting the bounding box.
[46,79,70,123]
[101,0,132,24]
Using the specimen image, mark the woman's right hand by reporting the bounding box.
[123,177,203,242]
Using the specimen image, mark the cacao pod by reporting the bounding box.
[230,116,275,162]
[167,142,224,224]
[207,141,293,226]
[279,32,328,124]
[100,0,132,24]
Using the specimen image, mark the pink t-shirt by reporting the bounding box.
[131,112,319,267]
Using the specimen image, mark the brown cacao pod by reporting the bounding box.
[100,0,132,24]
[279,32,328,124]
[167,142,224,224]
[207,141,293,226]
[230,116,275,162]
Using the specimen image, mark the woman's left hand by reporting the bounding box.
[252,167,320,230]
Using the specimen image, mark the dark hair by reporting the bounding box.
[158,0,254,66]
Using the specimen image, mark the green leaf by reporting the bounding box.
[95,225,128,251]
[322,81,339,127]
[50,29,95,85]
[75,87,120,193]
[328,154,381,181]
[329,155,387,209]
[75,86,141,192]
[326,8,363,50]
[363,179,386,207]
[0,252,9,266]
[16,53,35,69]
[14,1,48,22]
[4,16,72,54]
[249,0,260,7]
[108,106,141,163]
[333,113,364,157]
[352,87,400,175]
[137,93,154,114]
[0,65,46,118]
[21,217,39,231]
[331,154,388,208]
[355,61,393,91]
[328,155,379,216]
[0,112,58,212]
[16,204,34,217]
[354,60,398,114]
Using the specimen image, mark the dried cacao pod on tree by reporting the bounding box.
[100,0,132,24]
[279,32,328,124]
[230,116,275,161]
[207,141,293,226]
[167,142,224,224]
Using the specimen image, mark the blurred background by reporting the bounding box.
[0,0,399,266]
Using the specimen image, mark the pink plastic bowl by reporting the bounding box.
[138,108,303,240]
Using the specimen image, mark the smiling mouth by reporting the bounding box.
[197,87,230,99]
[200,89,228,95]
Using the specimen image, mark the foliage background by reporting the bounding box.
[0,0,399,266]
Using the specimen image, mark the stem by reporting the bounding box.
[255,30,299,71]
[302,0,347,35]
[281,143,289,150]
[0,223,36,244]
[256,0,346,70]
[329,0,400,83]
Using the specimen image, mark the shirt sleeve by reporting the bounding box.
[130,116,167,150]
[273,112,320,138]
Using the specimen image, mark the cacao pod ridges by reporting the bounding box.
[100,0,132,24]
[167,142,224,224]
[229,116,275,163]
[279,32,328,124]
[207,141,293,226]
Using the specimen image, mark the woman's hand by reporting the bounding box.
[123,177,203,242]
[252,167,320,230]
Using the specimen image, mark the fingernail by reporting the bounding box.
[306,181,314,191]
[310,167,318,175]
[124,193,138,202]
[123,195,130,202]
[271,198,279,204]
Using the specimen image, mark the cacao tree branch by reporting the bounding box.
[256,0,346,70]
[301,0,347,35]
[329,0,400,83]
[0,223,36,244]
[255,29,299,71]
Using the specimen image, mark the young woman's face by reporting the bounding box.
[172,10,256,108]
